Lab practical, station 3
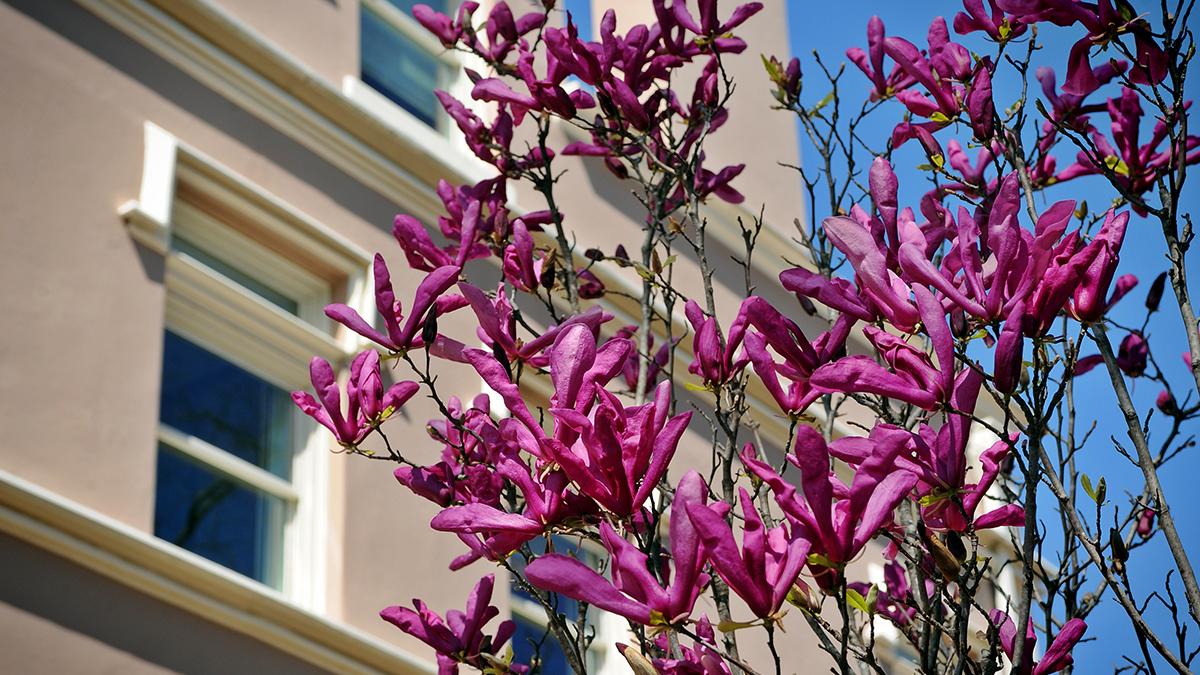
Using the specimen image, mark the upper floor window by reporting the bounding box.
[122,123,373,608]
[360,0,451,128]
[155,330,296,587]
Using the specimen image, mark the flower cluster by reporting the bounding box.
[275,0,1200,671]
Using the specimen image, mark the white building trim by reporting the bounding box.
[0,468,433,675]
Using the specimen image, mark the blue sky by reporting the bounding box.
[785,1,1200,670]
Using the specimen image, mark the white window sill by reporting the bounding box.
[0,469,432,675]
[341,76,492,185]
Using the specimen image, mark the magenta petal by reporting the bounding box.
[1035,618,1087,675]
[851,470,917,551]
[430,503,543,535]
[973,504,1026,530]
[525,554,653,624]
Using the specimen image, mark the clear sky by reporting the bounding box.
[784,1,1200,670]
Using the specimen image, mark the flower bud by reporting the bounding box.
[1146,271,1168,312]
[1136,508,1156,538]
[1116,332,1148,377]
[1157,389,1179,416]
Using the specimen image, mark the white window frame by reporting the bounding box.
[121,122,373,612]
[346,0,495,183]
[354,0,466,134]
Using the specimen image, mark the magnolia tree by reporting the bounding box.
[291,0,1200,672]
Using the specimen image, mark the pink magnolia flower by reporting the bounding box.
[883,18,973,144]
[1061,89,1200,213]
[740,296,851,415]
[325,257,466,354]
[686,485,811,618]
[1035,62,1126,129]
[539,379,692,519]
[997,0,1165,94]
[614,325,674,394]
[453,283,611,368]
[501,220,543,292]
[953,0,1027,41]
[524,470,713,625]
[647,617,732,674]
[1156,390,1179,417]
[989,611,1088,675]
[395,394,507,509]
[846,16,918,100]
[292,351,419,447]
[1069,208,1129,323]
[684,299,750,386]
[853,558,919,626]
[1116,331,1148,377]
[381,574,526,675]
[810,287,957,411]
[742,429,918,590]
[429,456,596,570]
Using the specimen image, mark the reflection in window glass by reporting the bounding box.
[154,444,287,587]
[361,5,443,127]
[159,331,293,480]
[512,618,571,675]
[172,236,300,315]
[510,537,595,674]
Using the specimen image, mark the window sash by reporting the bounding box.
[360,0,461,68]
[158,424,300,504]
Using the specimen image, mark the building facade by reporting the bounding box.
[0,0,842,672]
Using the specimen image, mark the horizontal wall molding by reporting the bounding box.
[0,469,432,675]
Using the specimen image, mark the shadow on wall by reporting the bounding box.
[5,0,400,232]
[0,533,328,674]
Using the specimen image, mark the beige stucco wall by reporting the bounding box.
[0,0,842,670]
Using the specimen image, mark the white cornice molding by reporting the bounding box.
[75,0,456,223]
[0,469,433,675]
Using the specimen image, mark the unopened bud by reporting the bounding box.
[1156,389,1179,416]
[1146,271,1168,313]
[1136,508,1156,539]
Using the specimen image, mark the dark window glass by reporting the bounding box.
[361,6,443,127]
[159,332,293,480]
[510,536,594,674]
[512,616,570,675]
[154,444,287,587]
[172,236,300,315]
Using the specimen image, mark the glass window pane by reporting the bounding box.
[154,444,287,587]
[159,331,293,480]
[384,0,447,13]
[512,617,570,675]
[361,6,443,126]
[564,0,593,39]
[172,236,300,315]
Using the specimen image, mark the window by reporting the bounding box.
[563,0,594,40]
[122,122,373,608]
[509,536,621,675]
[360,0,452,127]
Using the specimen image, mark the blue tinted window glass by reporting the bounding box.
[512,616,570,675]
[384,0,447,13]
[154,444,287,587]
[564,0,593,39]
[361,7,443,126]
[159,332,293,480]
[172,236,299,315]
